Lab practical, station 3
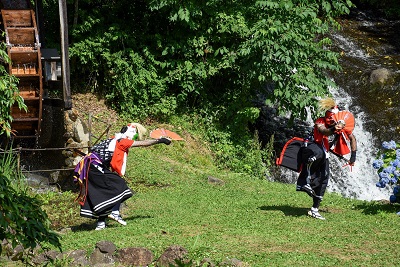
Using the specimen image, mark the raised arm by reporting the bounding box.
[348,133,357,166]
[130,137,171,147]
[315,121,344,136]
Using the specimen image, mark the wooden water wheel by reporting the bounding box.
[1,8,43,141]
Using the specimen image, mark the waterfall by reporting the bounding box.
[327,88,390,201]
[275,10,398,201]
[277,89,391,201]
[324,10,400,201]
[278,87,391,201]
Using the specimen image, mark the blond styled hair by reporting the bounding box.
[129,123,147,140]
[318,98,337,112]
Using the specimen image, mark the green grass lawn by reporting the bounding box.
[48,139,400,266]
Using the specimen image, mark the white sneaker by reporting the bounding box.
[95,221,106,230]
[108,213,127,226]
[308,210,325,220]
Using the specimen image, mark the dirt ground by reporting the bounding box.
[70,92,190,143]
[72,93,118,120]
[71,92,120,137]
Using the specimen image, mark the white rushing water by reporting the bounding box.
[326,16,395,201]
[279,87,391,201]
[276,12,396,202]
[327,88,390,201]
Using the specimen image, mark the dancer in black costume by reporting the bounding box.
[296,98,357,220]
[74,123,171,230]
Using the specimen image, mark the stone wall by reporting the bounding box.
[1,240,247,267]
[46,108,90,191]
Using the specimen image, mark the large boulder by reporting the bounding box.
[156,245,188,267]
[117,247,154,267]
[89,241,116,265]
[370,68,391,84]
[63,249,90,266]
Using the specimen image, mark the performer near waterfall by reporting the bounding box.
[73,123,171,230]
[296,98,357,220]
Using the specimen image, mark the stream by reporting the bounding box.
[267,9,400,201]
[326,9,400,200]
[333,9,400,144]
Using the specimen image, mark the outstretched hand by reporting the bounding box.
[334,123,345,132]
[158,137,172,145]
[349,151,356,166]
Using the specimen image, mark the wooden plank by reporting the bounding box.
[19,92,38,99]
[2,8,44,139]
[6,28,36,45]
[1,9,32,27]
[11,105,39,118]
[13,118,39,122]
[11,121,38,132]
[9,52,38,76]
[10,46,36,52]
[17,82,39,98]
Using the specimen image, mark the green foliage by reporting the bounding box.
[66,0,353,121]
[42,255,74,267]
[0,37,27,137]
[0,150,61,255]
[38,191,82,230]
[262,134,278,176]
[64,0,353,174]
[103,49,176,120]
[0,150,27,193]
[172,259,193,267]
[182,111,266,177]
[237,0,350,119]
[44,0,354,175]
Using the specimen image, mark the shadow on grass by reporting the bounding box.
[353,201,400,215]
[259,205,310,217]
[70,215,153,232]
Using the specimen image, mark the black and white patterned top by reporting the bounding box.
[91,138,114,168]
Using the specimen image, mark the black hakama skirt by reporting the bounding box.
[80,164,134,219]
